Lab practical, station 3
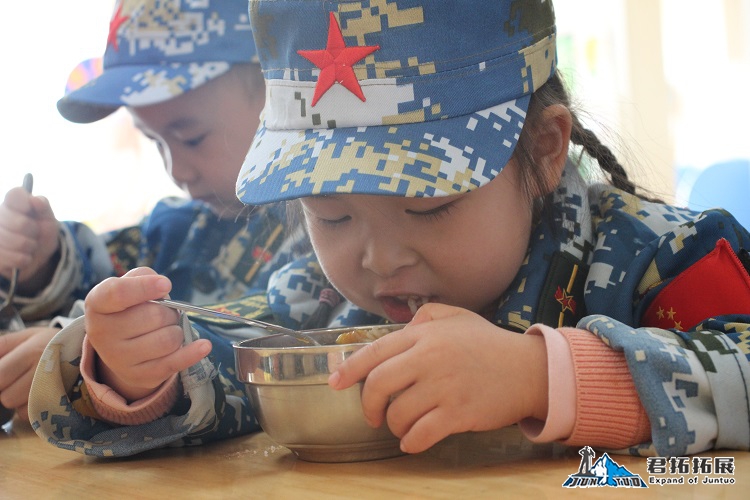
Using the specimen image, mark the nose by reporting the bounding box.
[361,231,419,279]
[159,142,198,188]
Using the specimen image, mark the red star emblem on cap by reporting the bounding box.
[297,12,380,106]
[107,4,130,51]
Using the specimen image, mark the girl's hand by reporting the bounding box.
[329,303,549,454]
[84,267,212,402]
[0,187,60,287]
[0,326,60,421]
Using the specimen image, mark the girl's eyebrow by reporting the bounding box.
[133,117,198,137]
[165,117,199,133]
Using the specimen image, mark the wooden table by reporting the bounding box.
[2,416,747,499]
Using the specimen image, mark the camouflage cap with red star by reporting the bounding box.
[57,0,257,124]
[237,0,557,204]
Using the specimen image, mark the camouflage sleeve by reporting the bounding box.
[103,225,146,277]
[267,251,384,329]
[28,315,260,457]
[578,314,750,457]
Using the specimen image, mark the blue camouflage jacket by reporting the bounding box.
[28,165,750,457]
[8,197,301,319]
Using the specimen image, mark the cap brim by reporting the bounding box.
[56,98,119,124]
[57,62,232,124]
[237,95,531,204]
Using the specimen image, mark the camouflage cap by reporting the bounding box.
[237,0,557,204]
[57,0,257,124]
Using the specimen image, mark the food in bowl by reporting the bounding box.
[334,325,394,344]
[234,324,406,462]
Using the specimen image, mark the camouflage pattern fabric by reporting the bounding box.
[28,162,750,457]
[13,198,303,321]
[238,0,558,205]
[59,0,257,123]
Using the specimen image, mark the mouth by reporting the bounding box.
[379,294,431,323]
[403,295,430,314]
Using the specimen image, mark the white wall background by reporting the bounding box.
[0,2,180,232]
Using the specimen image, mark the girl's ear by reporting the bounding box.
[529,104,572,197]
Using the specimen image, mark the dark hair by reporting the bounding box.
[513,70,654,224]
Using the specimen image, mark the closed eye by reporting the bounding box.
[184,134,207,147]
[315,215,351,226]
[405,201,455,221]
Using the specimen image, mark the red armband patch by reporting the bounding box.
[640,239,750,330]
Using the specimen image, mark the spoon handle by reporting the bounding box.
[151,298,303,337]
[22,173,33,193]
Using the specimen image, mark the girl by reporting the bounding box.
[29,0,750,458]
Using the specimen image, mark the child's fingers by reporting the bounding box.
[104,323,186,370]
[15,404,28,422]
[0,328,35,357]
[121,266,160,278]
[87,300,180,348]
[0,365,35,409]
[28,195,55,220]
[379,383,425,437]
[138,339,212,385]
[329,327,416,390]
[0,199,38,273]
[0,243,33,275]
[398,408,455,454]
[0,328,59,396]
[1,187,33,213]
[85,270,172,315]
[409,302,465,325]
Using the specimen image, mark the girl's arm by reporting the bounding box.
[570,314,750,457]
[27,301,262,457]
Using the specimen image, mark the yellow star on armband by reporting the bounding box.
[667,307,677,320]
[656,307,665,320]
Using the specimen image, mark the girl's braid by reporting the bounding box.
[569,119,637,195]
[531,72,639,196]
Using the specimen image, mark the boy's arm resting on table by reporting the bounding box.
[28,314,260,457]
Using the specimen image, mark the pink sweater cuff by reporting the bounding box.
[80,335,180,426]
[558,327,651,449]
[518,323,576,442]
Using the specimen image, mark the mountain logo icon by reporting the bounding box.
[563,446,647,488]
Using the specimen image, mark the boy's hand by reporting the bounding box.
[85,267,212,402]
[328,303,549,454]
[0,326,60,421]
[0,187,60,287]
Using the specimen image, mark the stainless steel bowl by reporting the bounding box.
[234,324,405,462]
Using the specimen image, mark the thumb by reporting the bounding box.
[2,186,33,214]
[29,195,56,221]
[409,302,466,326]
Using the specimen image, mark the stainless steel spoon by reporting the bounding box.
[1,173,33,426]
[151,297,321,345]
